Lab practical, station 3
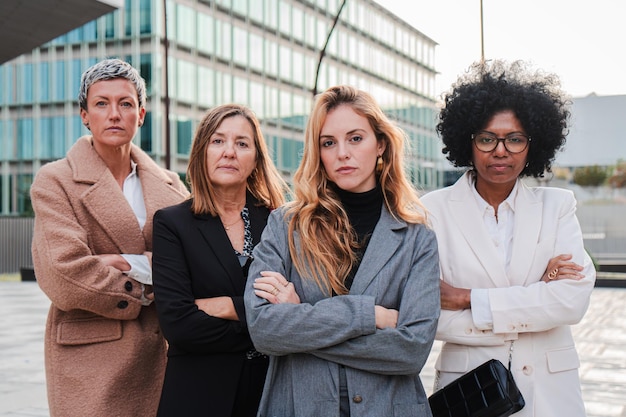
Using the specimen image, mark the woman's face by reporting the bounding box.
[319,104,385,193]
[206,115,257,192]
[80,78,145,150]
[472,110,529,191]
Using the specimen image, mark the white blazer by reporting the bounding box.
[421,172,595,417]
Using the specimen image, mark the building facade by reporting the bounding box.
[0,0,442,216]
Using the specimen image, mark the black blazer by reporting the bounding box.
[152,193,270,417]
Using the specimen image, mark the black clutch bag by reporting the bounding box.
[428,357,525,417]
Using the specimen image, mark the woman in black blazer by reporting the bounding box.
[152,104,288,417]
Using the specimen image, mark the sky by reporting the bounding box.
[375,0,626,99]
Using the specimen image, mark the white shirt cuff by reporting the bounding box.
[120,254,152,285]
[470,289,494,330]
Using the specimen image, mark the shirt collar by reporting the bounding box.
[469,173,520,213]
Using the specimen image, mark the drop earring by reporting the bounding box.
[376,155,383,174]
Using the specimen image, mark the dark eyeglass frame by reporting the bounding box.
[471,132,531,154]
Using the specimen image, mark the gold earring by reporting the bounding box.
[376,155,383,174]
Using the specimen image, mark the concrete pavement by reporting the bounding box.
[1,282,625,417]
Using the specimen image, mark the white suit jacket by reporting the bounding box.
[421,172,595,417]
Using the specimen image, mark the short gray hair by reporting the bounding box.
[78,58,146,110]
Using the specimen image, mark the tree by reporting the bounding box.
[572,165,608,187]
[608,161,626,188]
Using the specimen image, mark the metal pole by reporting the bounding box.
[163,0,171,169]
[312,0,347,97]
[480,0,485,62]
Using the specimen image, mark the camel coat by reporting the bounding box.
[31,137,189,417]
[421,173,595,417]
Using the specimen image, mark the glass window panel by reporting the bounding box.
[216,72,232,104]
[279,1,291,35]
[104,12,115,38]
[140,112,152,152]
[39,62,49,102]
[249,81,264,119]
[176,4,196,47]
[198,13,215,55]
[71,60,81,102]
[176,60,196,103]
[233,76,248,105]
[176,118,193,156]
[197,67,215,108]
[140,0,152,34]
[232,0,247,16]
[21,63,33,104]
[249,33,263,72]
[17,174,33,215]
[216,21,232,61]
[250,0,263,25]
[292,51,304,86]
[233,26,248,67]
[279,45,291,82]
[125,0,132,36]
[54,61,65,102]
[85,20,97,41]
[292,7,304,42]
[265,41,278,77]
[18,119,34,159]
[265,0,278,30]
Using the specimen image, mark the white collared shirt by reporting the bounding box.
[470,177,520,329]
[119,160,152,286]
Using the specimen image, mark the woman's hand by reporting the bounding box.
[253,271,300,304]
[440,280,471,311]
[374,305,398,329]
[96,254,131,271]
[195,296,238,320]
[542,254,584,283]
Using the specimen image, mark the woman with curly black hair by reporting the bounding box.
[422,60,595,416]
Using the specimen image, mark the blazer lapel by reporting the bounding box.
[508,182,542,284]
[196,213,243,292]
[350,206,403,295]
[449,174,510,287]
[69,137,145,253]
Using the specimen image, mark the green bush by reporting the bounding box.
[572,165,608,187]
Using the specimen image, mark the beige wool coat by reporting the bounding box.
[31,137,189,417]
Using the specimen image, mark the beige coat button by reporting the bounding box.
[352,395,363,403]
[522,365,533,375]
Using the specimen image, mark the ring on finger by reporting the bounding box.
[272,287,279,295]
[548,268,559,280]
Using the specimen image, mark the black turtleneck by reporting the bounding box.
[334,184,383,290]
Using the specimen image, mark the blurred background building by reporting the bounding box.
[0,0,442,219]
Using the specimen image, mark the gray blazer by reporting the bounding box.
[244,205,440,417]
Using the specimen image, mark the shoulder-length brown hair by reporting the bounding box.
[286,85,427,295]
[187,104,288,215]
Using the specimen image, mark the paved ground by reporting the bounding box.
[1,282,625,417]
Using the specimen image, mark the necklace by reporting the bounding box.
[222,216,242,231]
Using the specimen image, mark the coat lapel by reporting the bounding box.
[350,206,404,295]
[195,194,270,293]
[508,182,542,284]
[69,137,145,253]
[449,173,510,287]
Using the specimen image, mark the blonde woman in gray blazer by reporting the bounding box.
[422,60,595,416]
[244,86,440,417]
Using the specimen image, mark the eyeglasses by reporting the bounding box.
[471,132,531,153]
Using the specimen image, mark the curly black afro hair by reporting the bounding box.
[437,60,571,178]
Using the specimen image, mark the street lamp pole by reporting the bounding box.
[163,0,171,169]
[312,0,347,97]
[479,0,485,62]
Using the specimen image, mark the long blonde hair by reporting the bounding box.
[187,104,288,215]
[286,85,427,295]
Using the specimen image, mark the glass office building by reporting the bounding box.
[0,0,441,216]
